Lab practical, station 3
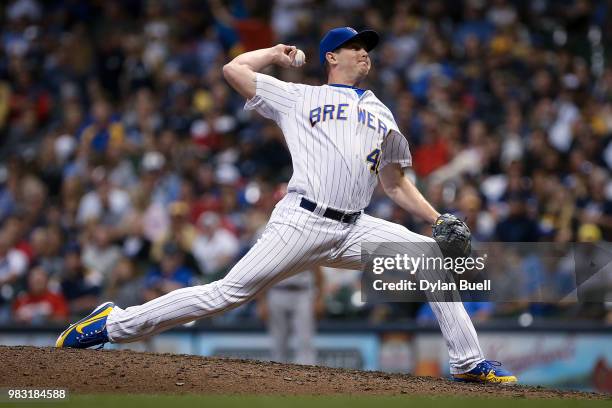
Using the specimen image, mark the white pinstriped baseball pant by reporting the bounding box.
[106,192,484,374]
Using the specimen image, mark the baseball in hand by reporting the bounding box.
[291,49,306,67]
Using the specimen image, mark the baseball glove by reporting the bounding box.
[432,213,472,259]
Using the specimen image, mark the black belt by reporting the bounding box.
[299,197,361,224]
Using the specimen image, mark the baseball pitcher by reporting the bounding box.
[56,27,516,384]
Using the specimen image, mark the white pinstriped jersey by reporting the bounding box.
[245,73,412,212]
[103,62,485,375]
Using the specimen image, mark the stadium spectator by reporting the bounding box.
[0,228,29,314]
[0,0,610,325]
[150,200,197,263]
[78,98,125,156]
[140,151,181,207]
[12,265,68,324]
[0,166,16,223]
[143,242,196,302]
[192,211,240,278]
[29,226,65,278]
[81,223,122,281]
[59,242,102,318]
[105,257,144,308]
[76,166,132,228]
[522,252,576,317]
[495,193,540,242]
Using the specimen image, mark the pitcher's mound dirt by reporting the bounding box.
[0,346,607,399]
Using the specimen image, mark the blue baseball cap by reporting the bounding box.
[319,27,379,65]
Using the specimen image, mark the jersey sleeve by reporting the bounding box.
[244,73,304,121]
[380,129,412,169]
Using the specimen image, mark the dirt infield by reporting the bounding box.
[0,346,607,399]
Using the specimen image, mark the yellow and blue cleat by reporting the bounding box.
[55,302,114,349]
[452,360,518,384]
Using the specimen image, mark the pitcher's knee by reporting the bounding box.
[214,278,258,305]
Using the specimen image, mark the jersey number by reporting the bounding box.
[366,148,381,174]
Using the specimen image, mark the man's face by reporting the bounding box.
[161,253,182,275]
[28,267,48,295]
[329,40,371,80]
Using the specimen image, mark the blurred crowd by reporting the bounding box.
[0,0,611,327]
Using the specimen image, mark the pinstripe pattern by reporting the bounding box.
[107,194,334,343]
[243,73,411,212]
[105,74,484,374]
[324,213,484,374]
[106,193,484,373]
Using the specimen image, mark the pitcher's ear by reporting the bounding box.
[326,51,337,65]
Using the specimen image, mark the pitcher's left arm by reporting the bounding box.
[379,163,439,224]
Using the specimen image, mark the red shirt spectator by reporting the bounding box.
[234,20,274,51]
[412,136,450,177]
[12,266,69,324]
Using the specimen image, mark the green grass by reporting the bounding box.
[5,395,609,408]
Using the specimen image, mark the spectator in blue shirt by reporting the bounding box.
[143,241,195,302]
[60,241,102,318]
